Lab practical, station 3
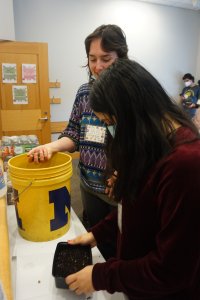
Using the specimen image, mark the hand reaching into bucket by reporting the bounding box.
[27,144,53,162]
[27,137,76,163]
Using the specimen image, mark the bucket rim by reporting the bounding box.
[9,169,73,187]
[8,152,72,172]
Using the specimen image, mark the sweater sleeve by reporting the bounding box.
[58,85,88,151]
[92,146,200,298]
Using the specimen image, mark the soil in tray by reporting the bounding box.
[52,242,92,288]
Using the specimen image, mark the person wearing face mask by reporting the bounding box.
[180,73,200,120]
[27,24,129,260]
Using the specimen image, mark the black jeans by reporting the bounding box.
[80,183,117,260]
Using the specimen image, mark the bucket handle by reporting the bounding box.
[13,180,35,203]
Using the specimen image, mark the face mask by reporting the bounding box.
[184,80,192,87]
[107,125,116,138]
[91,75,96,80]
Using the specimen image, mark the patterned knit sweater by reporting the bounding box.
[59,83,108,193]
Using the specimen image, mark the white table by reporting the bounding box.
[7,205,125,300]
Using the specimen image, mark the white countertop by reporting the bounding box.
[7,205,125,300]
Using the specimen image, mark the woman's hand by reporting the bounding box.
[105,171,117,198]
[27,137,76,163]
[65,233,97,295]
[65,265,95,295]
[188,103,196,108]
[67,232,97,248]
[27,144,53,163]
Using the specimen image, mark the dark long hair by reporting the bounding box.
[85,24,128,80]
[90,59,199,202]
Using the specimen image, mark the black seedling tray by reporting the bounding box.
[52,242,92,289]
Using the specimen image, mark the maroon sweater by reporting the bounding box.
[91,127,200,300]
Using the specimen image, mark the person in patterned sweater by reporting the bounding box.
[27,24,129,259]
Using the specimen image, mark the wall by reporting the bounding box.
[0,0,15,40]
[13,0,200,125]
[196,29,200,81]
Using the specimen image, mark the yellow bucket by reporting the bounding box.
[8,152,72,242]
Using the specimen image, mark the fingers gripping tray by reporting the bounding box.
[52,242,92,288]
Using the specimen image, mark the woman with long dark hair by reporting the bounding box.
[65,59,200,300]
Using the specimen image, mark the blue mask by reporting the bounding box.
[91,75,96,81]
[107,125,116,138]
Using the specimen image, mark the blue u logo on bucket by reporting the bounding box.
[49,186,70,231]
[15,186,71,232]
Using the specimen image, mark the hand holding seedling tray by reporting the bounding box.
[52,242,92,289]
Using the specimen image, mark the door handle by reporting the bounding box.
[39,116,48,121]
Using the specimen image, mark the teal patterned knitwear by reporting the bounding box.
[59,83,108,194]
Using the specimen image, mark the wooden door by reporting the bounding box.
[0,41,51,144]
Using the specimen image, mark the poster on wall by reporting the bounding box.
[22,64,37,83]
[12,85,28,104]
[2,63,17,83]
